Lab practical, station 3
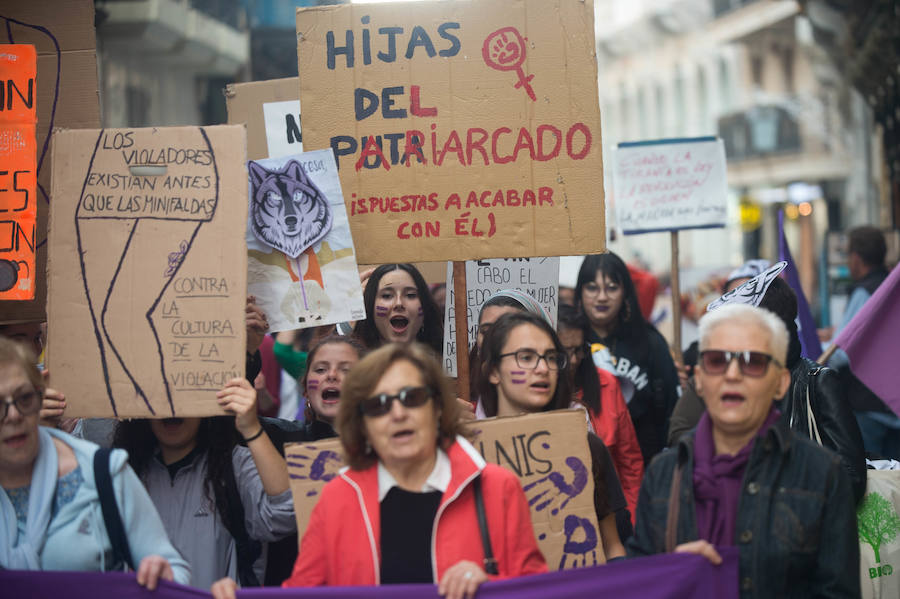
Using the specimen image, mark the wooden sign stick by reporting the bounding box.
[670,231,683,364]
[453,261,471,403]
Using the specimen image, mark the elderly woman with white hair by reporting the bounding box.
[627,304,859,599]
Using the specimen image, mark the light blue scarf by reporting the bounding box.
[0,426,58,569]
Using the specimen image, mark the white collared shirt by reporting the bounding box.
[377,448,452,502]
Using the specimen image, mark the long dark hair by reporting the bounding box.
[575,252,649,357]
[476,312,572,418]
[468,292,534,400]
[557,303,601,414]
[113,417,241,533]
[353,263,443,354]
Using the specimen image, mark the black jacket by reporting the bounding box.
[628,418,860,599]
[781,357,867,504]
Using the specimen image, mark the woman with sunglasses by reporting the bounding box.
[557,304,643,527]
[575,253,680,464]
[477,312,628,560]
[0,338,188,587]
[353,264,444,354]
[262,343,545,599]
[628,304,858,598]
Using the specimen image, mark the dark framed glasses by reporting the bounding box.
[499,349,567,371]
[699,350,782,378]
[359,386,433,417]
[0,388,41,421]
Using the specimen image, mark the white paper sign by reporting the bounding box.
[442,258,560,377]
[262,99,302,158]
[247,149,365,332]
[613,137,727,234]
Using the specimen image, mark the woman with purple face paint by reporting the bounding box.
[475,312,628,561]
[354,264,443,355]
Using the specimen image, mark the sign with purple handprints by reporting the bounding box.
[467,409,603,570]
[285,438,345,542]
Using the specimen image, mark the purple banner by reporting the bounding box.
[834,263,900,416]
[0,550,738,599]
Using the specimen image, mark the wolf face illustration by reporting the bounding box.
[248,160,333,258]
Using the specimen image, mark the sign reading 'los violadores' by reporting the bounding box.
[296,0,605,263]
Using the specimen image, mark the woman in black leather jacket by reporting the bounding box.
[759,278,866,503]
[667,277,866,503]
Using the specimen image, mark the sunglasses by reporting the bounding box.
[699,350,782,378]
[359,386,433,417]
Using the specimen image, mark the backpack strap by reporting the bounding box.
[93,448,135,571]
[473,475,499,575]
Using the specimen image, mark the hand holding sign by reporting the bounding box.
[482,27,536,101]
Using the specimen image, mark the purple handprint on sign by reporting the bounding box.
[287,445,343,497]
[558,515,600,570]
[522,456,589,516]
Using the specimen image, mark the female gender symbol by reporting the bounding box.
[482,27,536,102]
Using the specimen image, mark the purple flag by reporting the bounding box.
[778,211,823,359]
[0,549,739,599]
[834,264,900,417]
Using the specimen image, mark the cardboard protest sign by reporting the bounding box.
[296,0,605,264]
[225,77,301,161]
[613,137,727,234]
[0,45,37,300]
[47,126,247,418]
[0,1,101,322]
[442,258,559,376]
[286,409,601,570]
[247,150,365,331]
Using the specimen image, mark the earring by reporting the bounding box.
[364,440,372,455]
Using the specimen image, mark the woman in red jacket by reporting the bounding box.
[229,342,545,599]
[556,304,643,524]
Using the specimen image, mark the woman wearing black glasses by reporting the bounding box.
[476,311,627,561]
[269,342,546,599]
[627,304,858,598]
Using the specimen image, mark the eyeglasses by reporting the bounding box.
[359,386,433,417]
[499,349,567,371]
[698,350,782,378]
[582,282,619,296]
[1,388,41,421]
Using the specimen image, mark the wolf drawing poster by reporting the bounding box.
[246,150,364,332]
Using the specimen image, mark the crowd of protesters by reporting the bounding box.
[2,226,896,599]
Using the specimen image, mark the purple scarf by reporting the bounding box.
[692,407,780,546]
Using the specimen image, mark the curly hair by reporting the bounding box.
[353,264,443,354]
[336,342,463,470]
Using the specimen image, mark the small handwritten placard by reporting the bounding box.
[613,137,727,234]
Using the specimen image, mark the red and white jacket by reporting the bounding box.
[283,436,547,587]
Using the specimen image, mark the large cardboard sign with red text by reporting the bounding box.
[47,126,247,418]
[296,0,605,263]
[286,409,602,570]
